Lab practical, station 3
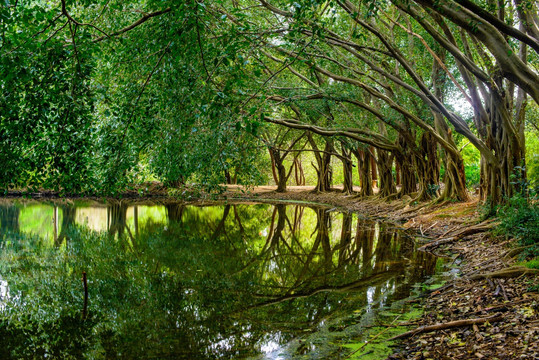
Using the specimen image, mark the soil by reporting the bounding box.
[4,184,539,359]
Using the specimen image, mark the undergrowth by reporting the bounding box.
[496,192,539,259]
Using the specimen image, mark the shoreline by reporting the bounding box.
[3,185,538,358]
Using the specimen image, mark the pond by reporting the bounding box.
[0,200,440,359]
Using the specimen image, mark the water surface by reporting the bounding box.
[0,200,438,359]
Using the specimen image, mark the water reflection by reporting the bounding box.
[0,200,437,359]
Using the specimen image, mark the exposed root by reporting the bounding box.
[502,245,535,259]
[467,266,539,280]
[389,314,503,341]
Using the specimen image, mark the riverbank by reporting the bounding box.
[224,186,539,359]
[3,185,539,358]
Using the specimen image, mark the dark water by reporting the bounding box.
[0,200,439,359]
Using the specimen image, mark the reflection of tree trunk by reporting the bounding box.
[134,206,138,237]
[0,204,20,235]
[338,213,352,266]
[360,221,376,275]
[166,203,185,224]
[53,206,58,243]
[317,209,332,274]
[56,204,76,246]
[211,205,231,240]
[292,205,304,235]
[373,225,395,273]
[251,272,397,308]
[108,202,128,239]
[233,206,245,234]
[269,204,286,247]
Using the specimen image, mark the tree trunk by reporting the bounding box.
[294,157,306,186]
[480,89,526,208]
[395,161,401,186]
[370,146,378,189]
[415,131,440,202]
[309,135,333,192]
[395,136,417,197]
[377,150,397,197]
[276,161,287,192]
[431,49,469,202]
[436,123,470,202]
[272,149,288,193]
[354,147,374,197]
[341,144,354,195]
[224,168,232,185]
[269,148,279,185]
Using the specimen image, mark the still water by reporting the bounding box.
[0,200,438,359]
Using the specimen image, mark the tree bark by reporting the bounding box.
[309,134,333,192]
[377,149,397,197]
[354,147,374,196]
[341,143,354,194]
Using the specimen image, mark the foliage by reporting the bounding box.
[459,139,481,189]
[526,131,539,192]
[496,193,539,254]
[0,0,538,206]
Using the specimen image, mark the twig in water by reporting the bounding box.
[82,271,88,320]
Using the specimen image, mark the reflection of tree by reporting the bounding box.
[360,221,375,275]
[337,212,352,266]
[0,202,441,360]
[0,204,20,235]
[165,203,184,224]
[211,205,230,241]
[55,204,76,246]
[107,201,129,241]
[248,212,437,314]
[250,271,397,308]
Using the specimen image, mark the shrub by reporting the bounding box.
[496,194,539,250]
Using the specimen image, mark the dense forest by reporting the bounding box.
[2,1,539,358]
[1,0,538,207]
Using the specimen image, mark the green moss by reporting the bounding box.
[521,258,539,269]
[341,306,424,359]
